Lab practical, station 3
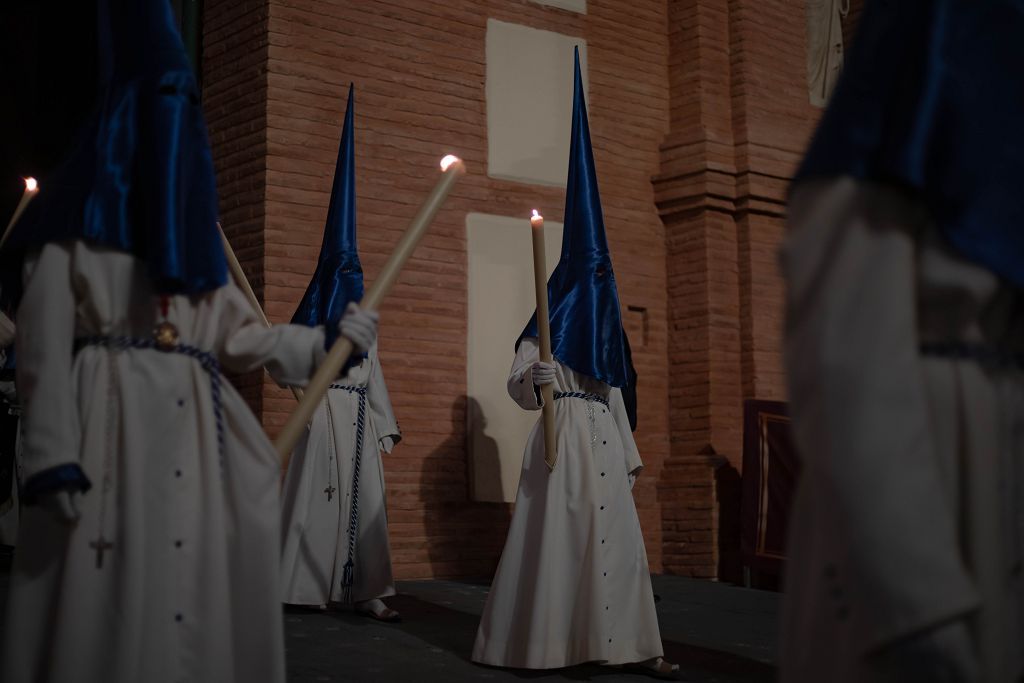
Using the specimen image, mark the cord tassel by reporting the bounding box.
[341,560,355,604]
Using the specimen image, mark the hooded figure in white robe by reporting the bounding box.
[472,49,675,678]
[780,2,1024,681]
[280,87,402,620]
[280,344,400,614]
[0,4,378,682]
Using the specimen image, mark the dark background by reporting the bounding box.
[0,1,203,226]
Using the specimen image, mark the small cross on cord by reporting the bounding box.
[90,536,114,569]
[324,483,337,501]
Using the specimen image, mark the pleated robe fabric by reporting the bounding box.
[472,338,663,669]
[280,345,401,606]
[780,178,1024,682]
[0,361,19,545]
[2,240,328,683]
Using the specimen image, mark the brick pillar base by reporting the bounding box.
[658,455,717,578]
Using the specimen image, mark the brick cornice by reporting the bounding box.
[655,152,790,222]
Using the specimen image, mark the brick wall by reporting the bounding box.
[255,0,671,580]
[203,0,823,582]
[204,0,271,412]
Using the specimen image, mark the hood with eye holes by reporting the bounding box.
[1,0,225,305]
[292,85,365,353]
[517,48,637,430]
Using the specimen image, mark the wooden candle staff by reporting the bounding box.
[218,222,303,402]
[2,177,39,249]
[218,222,273,329]
[530,210,558,470]
[274,155,467,464]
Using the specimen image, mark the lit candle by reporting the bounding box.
[2,177,40,249]
[530,210,558,469]
[275,155,467,462]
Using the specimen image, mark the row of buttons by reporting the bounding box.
[596,404,613,646]
[174,395,186,626]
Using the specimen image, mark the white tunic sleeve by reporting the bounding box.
[366,348,401,453]
[507,337,543,411]
[782,177,980,651]
[16,242,82,481]
[609,387,642,476]
[212,283,326,388]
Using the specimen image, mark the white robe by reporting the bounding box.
[2,240,326,683]
[280,344,400,606]
[472,338,663,669]
[779,178,1024,682]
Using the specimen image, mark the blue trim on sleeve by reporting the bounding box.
[22,464,92,505]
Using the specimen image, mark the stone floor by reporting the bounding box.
[1,547,779,681]
[282,575,777,682]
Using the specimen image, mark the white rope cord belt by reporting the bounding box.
[553,391,609,407]
[329,383,368,603]
[74,335,225,466]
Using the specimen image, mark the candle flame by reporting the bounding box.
[439,155,461,172]
[531,209,541,219]
[24,177,37,192]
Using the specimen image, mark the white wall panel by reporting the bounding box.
[466,212,563,502]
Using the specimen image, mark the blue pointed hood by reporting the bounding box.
[2,0,226,303]
[796,0,1024,288]
[292,85,364,349]
[518,48,638,428]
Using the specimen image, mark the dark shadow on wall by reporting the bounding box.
[716,462,743,585]
[739,400,797,591]
[421,396,511,580]
[466,396,504,503]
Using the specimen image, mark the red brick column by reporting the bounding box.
[655,0,817,579]
[203,0,271,413]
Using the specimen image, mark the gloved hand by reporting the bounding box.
[338,302,379,353]
[39,490,82,525]
[530,361,556,386]
[872,619,980,683]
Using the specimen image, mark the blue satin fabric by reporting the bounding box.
[1,0,225,306]
[518,48,638,428]
[22,463,92,506]
[292,86,365,351]
[797,0,1024,288]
